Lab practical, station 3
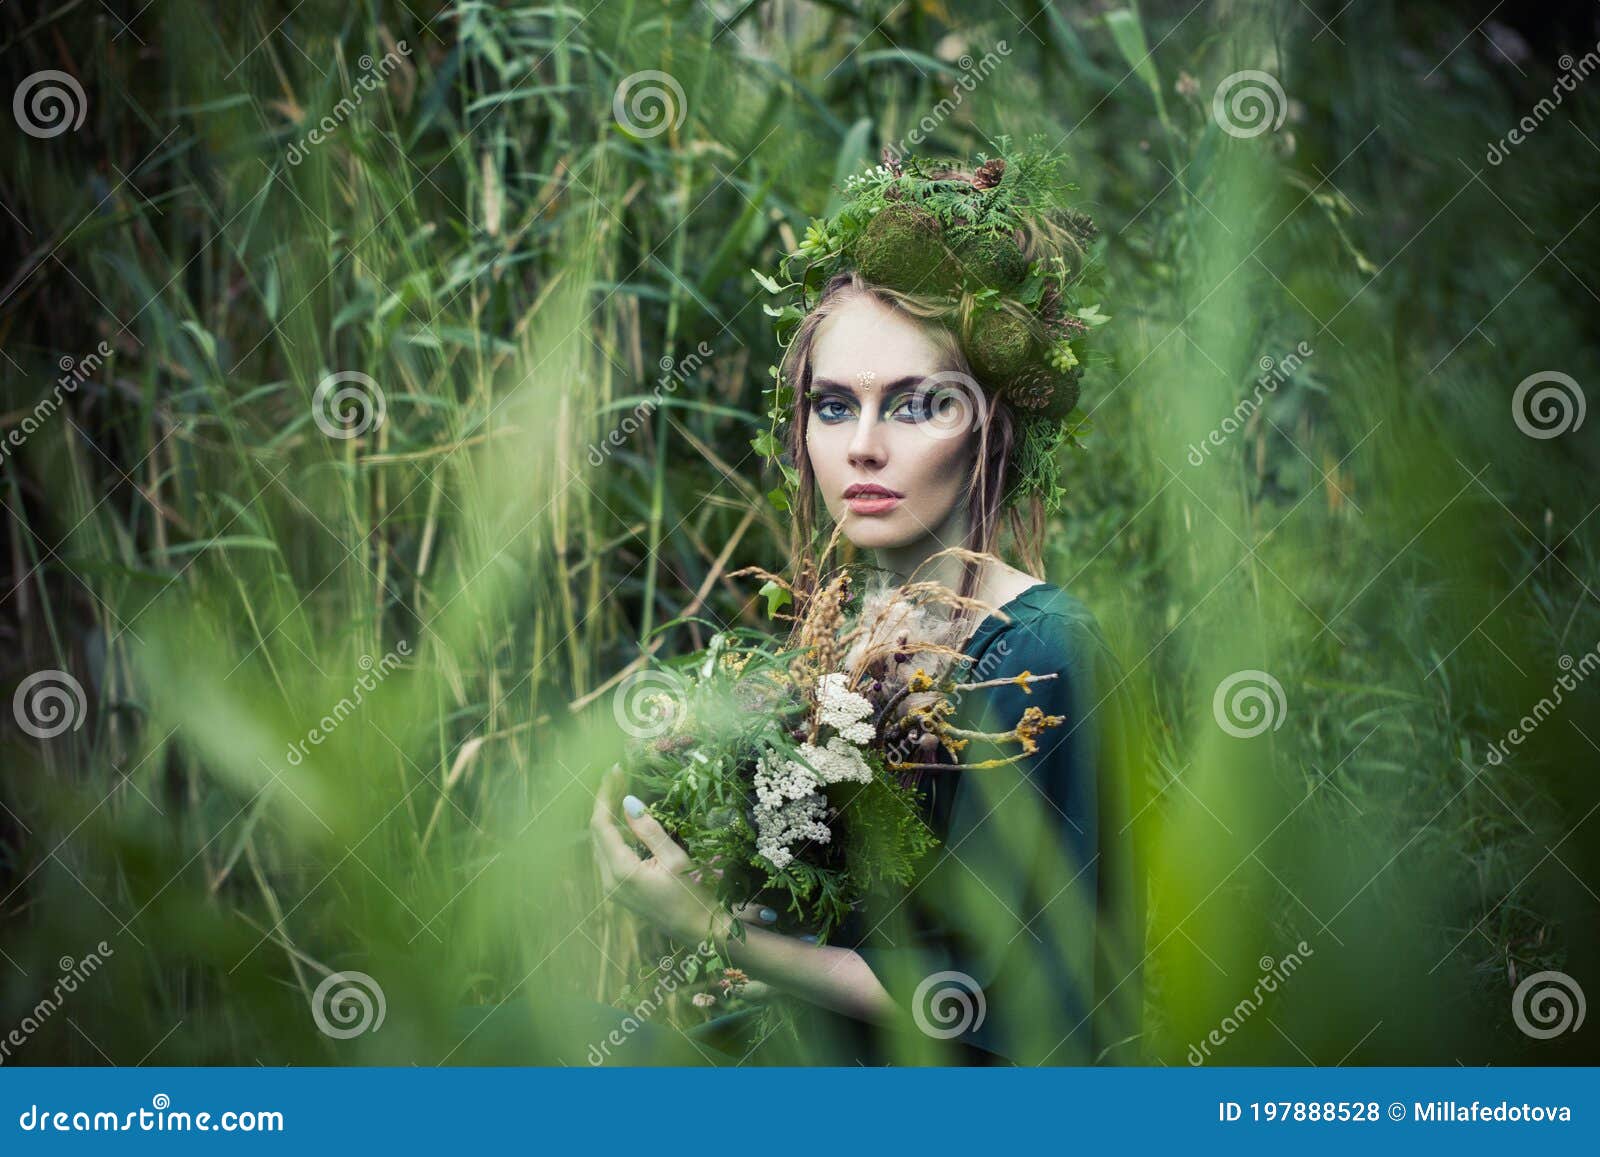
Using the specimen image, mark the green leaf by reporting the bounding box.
[179,320,217,363]
[751,429,782,459]
[1105,8,1169,127]
[766,486,790,512]
[758,580,792,618]
[750,268,783,295]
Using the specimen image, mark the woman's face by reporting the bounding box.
[805,292,978,553]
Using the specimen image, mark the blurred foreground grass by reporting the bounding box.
[1,0,1598,1064]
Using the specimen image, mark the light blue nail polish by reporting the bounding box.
[622,794,645,818]
[799,933,818,944]
[759,907,777,923]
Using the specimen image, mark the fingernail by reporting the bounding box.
[758,907,777,924]
[622,794,645,818]
[799,933,818,944]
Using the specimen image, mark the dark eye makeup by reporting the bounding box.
[807,381,931,425]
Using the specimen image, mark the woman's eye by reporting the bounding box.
[813,398,853,423]
[890,393,934,423]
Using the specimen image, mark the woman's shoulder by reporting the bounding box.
[978,581,1100,649]
[963,581,1107,689]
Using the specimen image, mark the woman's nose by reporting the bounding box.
[847,411,888,469]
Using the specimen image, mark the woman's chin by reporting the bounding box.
[838,517,921,552]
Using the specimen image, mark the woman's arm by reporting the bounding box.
[589,767,899,1025]
[710,910,898,1025]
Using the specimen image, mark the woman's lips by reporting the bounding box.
[842,483,904,516]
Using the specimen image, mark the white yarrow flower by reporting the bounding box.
[795,736,874,786]
[816,672,874,743]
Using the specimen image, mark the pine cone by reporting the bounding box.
[1039,284,1061,323]
[972,158,1006,190]
[1006,365,1082,419]
[1064,208,1099,246]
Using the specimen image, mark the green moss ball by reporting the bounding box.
[952,231,1028,289]
[849,204,961,297]
[964,309,1035,386]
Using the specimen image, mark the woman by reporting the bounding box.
[590,152,1145,1066]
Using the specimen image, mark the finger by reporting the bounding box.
[593,764,624,817]
[589,818,618,889]
[590,767,620,831]
[592,843,615,892]
[730,900,780,927]
[591,807,642,880]
[620,795,691,872]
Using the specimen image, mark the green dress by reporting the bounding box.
[697,581,1147,1066]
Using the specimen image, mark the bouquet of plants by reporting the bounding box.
[619,551,1065,945]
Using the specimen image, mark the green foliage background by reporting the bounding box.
[2,0,1597,1064]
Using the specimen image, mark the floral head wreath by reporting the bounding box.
[752,141,1109,514]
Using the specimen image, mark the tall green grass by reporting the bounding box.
[1,0,1596,1065]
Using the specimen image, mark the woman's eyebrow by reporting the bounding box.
[811,375,926,395]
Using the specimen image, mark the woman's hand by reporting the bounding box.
[590,766,777,944]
